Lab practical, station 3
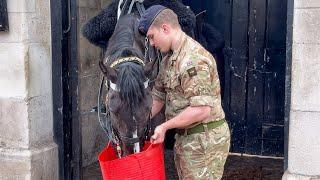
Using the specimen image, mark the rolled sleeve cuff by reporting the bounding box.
[190,95,215,107]
[152,88,166,102]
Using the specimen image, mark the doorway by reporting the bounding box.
[52,0,289,179]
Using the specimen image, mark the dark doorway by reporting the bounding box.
[182,0,287,156]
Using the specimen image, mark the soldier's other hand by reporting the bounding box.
[151,125,166,144]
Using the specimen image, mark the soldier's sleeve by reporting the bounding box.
[180,57,221,107]
[152,63,166,102]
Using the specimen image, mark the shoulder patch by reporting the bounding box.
[187,67,197,78]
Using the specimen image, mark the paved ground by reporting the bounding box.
[83,150,283,180]
[222,154,283,180]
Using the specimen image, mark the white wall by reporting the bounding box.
[284,0,320,179]
[0,0,58,179]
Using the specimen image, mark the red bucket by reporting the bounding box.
[98,141,166,180]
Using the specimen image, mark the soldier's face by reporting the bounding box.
[147,25,171,53]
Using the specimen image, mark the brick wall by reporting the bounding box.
[0,0,58,179]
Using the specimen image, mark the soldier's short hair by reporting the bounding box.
[151,9,181,29]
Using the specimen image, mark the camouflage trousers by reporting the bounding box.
[174,122,231,180]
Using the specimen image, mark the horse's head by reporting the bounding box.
[99,14,159,156]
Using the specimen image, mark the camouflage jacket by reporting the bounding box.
[152,32,225,127]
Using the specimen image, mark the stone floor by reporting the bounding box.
[83,150,283,180]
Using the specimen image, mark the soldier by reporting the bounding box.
[138,5,231,180]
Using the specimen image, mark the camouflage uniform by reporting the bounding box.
[152,32,231,180]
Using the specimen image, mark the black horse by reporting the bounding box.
[83,0,226,157]
[99,13,160,157]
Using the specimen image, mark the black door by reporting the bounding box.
[183,0,286,157]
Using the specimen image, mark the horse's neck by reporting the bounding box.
[105,17,145,63]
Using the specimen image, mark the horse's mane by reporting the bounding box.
[106,14,143,62]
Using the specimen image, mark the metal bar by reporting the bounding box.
[284,0,293,171]
[70,0,81,178]
[51,0,65,179]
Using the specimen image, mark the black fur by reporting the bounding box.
[81,1,119,49]
[81,0,196,48]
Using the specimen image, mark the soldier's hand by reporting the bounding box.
[151,125,166,144]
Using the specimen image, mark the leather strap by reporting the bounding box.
[177,119,225,136]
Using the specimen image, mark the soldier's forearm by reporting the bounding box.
[162,106,211,130]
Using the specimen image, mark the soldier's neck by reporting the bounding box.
[171,30,183,52]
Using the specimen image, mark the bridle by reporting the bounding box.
[102,56,153,157]
[108,56,150,92]
[97,0,160,157]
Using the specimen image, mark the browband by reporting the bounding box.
[110,57,145,68]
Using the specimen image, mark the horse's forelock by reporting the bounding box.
[117,62,146,109]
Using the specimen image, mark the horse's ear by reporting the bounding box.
[99,61,117,82]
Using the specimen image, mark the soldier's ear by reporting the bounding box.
[161,24,170,34]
